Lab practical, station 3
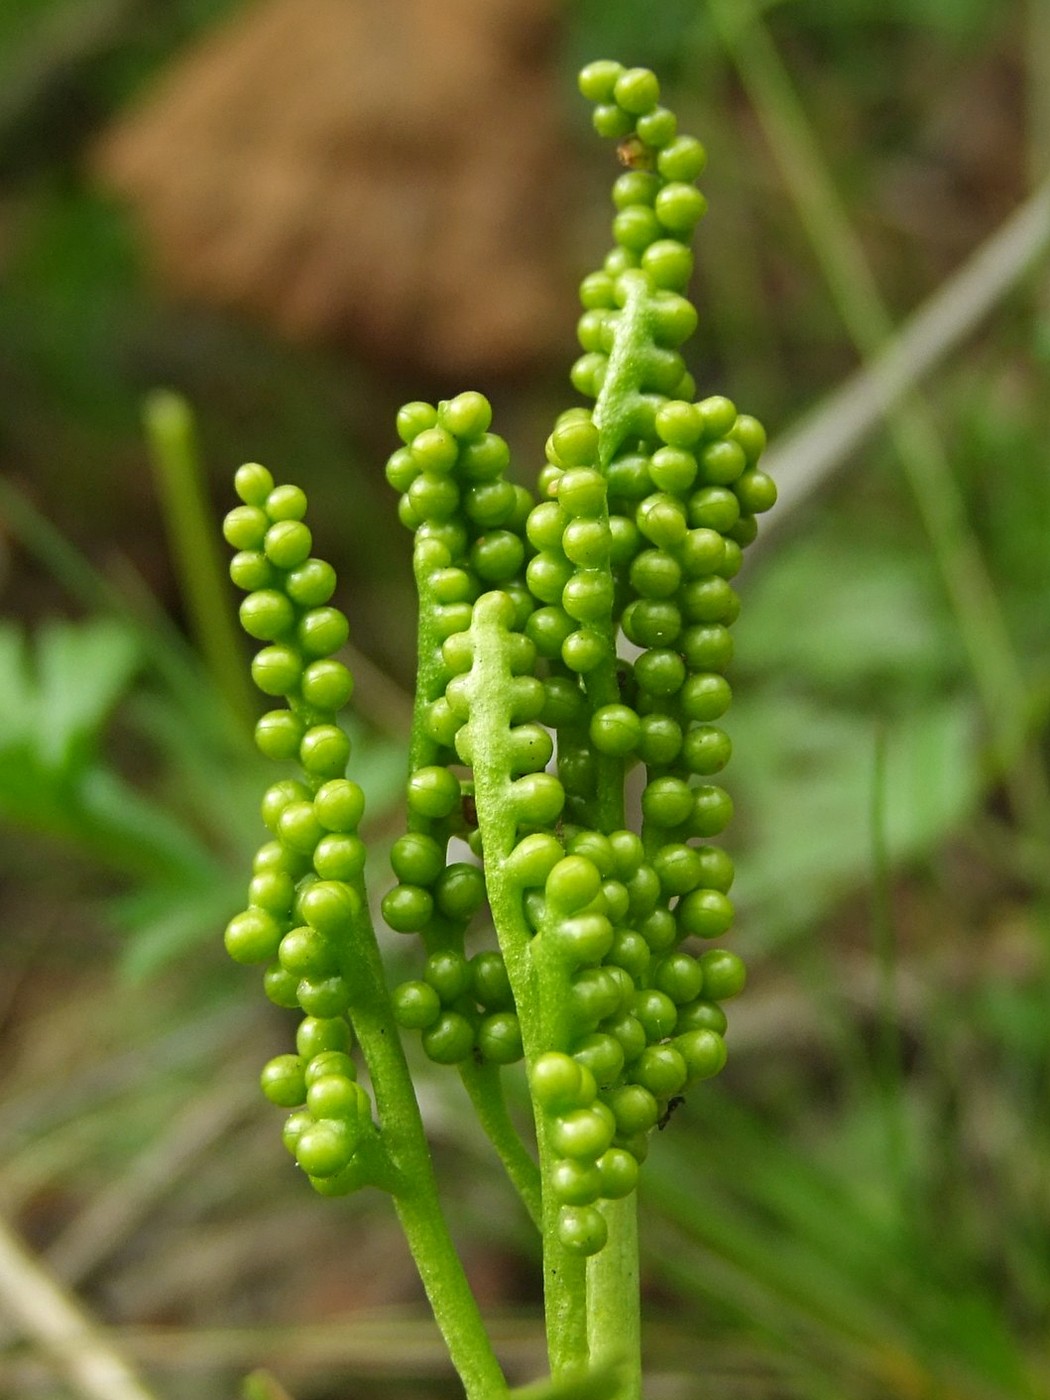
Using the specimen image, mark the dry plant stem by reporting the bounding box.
[711,0,1049,833]
[0,1314,547,1384]
[46,1078,254,1286]
[760,179,1050,530]
[0,1215,159,1400]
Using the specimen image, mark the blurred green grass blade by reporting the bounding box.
[143,389,255,733]
[674,1096,906,1266]
[870,724,908,1192]
[79,766,223,881]
[113,875,242,983]
[646,1154,907,1352]
[736,530,966,694]
[242,1372,295,1400]
[760,179,1050,537]
[646,1116,913,1353]
[647,1119,1042,1400]
[0,758,220,881]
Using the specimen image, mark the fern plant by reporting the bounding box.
[220,61,775,1400]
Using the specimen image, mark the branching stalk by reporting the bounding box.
[219,58,766,1400]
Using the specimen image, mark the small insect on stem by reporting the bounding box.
[657,1096,685,1130]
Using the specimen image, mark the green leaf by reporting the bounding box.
[0,617,139,772]
[79,766,223,880]
[35,617,140,768]
[732,689,981,942]
[0,619,147,853]
[736,534,964,701]
[113,871,242,983]
[0,617,228,884]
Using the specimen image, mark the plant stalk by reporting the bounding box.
[586,1195,640,1400]
[459,1062,543,1231]
[466,594,590,1380]
[339,895,509,1399]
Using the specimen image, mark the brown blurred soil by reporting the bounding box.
[93,0,574,377]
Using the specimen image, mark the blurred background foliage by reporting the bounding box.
[0,0,1048,1397]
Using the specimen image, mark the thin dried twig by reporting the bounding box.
[0,1214,160,1400]
[710,0,1049,831]
[343,641,416,737]
[45,1076,257,1286]
[760,178,1050,529]
[56,1312,542,1376]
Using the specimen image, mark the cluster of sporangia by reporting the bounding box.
[223,62,774,1252]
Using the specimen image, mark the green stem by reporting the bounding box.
[339,896,508,1399]
[411,547,545,1230]
[143,391,256,733]
[586,1195,641,1400]
[466,593,589,1380]
[571,269,647,837]
[459,1061,543,1231]
[584,647,625,835]
[593,272,658,471]
[409,544,449,775]
[535,1114,589,1380]
[576,239,661,1395]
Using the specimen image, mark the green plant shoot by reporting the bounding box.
[220,60,775,1400]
